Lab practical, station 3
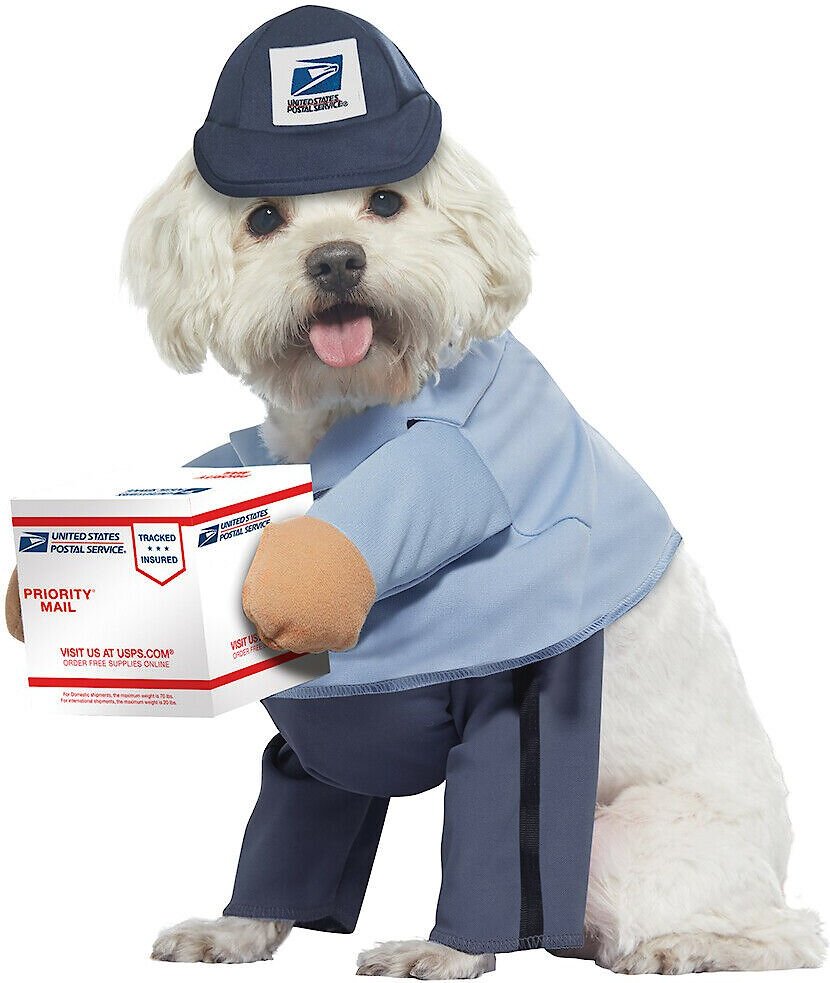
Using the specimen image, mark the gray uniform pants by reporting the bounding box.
[224,632,603,954]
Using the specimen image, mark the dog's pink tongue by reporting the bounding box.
[308,310,373,368]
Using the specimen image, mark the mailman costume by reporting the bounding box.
[185,6,680,956]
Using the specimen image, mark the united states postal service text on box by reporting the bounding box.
[10,466,328,716]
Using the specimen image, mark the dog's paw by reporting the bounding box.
[606,933,735,974]
[607,926,826,975]
[151,915,291,963]
[357,940,495,979]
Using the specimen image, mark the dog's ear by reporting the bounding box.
[122,152,234,372]
[420,136,532,343]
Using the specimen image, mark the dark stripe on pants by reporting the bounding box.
[514,663,544,941]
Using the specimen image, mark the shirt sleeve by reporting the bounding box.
[183,443,242,468]
[308,421,512,601]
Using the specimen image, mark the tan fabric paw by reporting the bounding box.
[242,516,376,654]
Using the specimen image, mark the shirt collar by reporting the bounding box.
[229,423,274,466]
[228,332,508,490]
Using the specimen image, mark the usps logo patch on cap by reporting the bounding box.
[270,37,367,126]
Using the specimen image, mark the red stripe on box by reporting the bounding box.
[28,651,307,691]
[12,482,313,528]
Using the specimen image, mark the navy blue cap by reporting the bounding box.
[193,5,442,198]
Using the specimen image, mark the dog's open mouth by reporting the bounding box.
[307,303,374,368]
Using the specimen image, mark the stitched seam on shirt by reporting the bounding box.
[282,529,682,698]
[511,515,591,539]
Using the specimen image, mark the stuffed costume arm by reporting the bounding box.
[242,421,512,654]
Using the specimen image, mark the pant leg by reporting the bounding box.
[265,682,457,798]
[223,734,389,933]
[224,683,458,932]
[430,632,604,954]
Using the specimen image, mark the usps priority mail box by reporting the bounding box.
[10,465,329,716]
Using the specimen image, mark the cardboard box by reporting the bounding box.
[11,465,328,716]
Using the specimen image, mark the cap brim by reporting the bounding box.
[193,93,441,198]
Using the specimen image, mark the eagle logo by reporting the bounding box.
[290,55,343,97]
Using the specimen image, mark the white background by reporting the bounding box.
[0,1,827,979]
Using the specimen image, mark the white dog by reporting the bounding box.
[117,136,824,975]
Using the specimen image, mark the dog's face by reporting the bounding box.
[124,137,531,417]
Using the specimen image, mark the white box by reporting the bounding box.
[10,465,328,716]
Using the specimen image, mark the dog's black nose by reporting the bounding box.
[305,241,366,296]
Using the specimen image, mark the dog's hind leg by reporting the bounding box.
[151,916,292,963]
[579,548,825,972]
[584,782,825,973]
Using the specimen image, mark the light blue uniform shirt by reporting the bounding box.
[188,332,681,698]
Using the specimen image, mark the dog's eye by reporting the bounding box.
[247,204,284,237]
[368,189,403,218]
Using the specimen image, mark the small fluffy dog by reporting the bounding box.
[117,136,824,975]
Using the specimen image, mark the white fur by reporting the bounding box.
[357,940,495,978]
[588,545,824,972]
[123,135,530,461]
[151,916,291,963]
[124,136,823,974]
